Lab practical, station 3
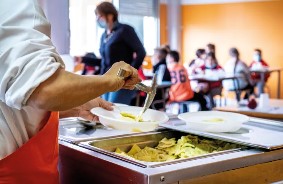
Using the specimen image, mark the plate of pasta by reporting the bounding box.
[91,106,169,132]
[178,111,249,132]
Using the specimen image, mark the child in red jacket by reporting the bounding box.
[195,52,224,108]
[196,52,224,93]
[249,49,270,95]
[249,49,270,81]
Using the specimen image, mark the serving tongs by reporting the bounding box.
[117,68,157,121]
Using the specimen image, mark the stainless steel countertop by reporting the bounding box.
[59,117,283,183]
[59,139,283,184]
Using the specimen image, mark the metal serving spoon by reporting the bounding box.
[117,68,157,121]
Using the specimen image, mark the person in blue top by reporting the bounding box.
[95,2,146,105]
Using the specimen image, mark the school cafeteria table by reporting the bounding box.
[189,74,238,81]
[214,99,283,121]
[189,74,243,105]
[250,68,283,98]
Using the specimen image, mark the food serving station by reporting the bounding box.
[58,115,283,184]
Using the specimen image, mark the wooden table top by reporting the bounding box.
[249,67,283,73]
[214,99,283,120]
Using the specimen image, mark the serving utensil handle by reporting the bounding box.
[117,68,132,78]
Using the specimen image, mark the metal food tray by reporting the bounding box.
[160,117,283,150]
[79,131,243,168]
[59,118,141,143]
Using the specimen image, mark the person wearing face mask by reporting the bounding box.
[95,2,146,105]
[250,49,269,70]
[197,52,224,108]
[223,48,254,101]
[249,49,270,95]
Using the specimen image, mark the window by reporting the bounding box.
[116,0,159,55]
[69,0,109,56]
[69,0,159,56]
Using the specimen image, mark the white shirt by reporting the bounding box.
[223,58,252,90]
[187,58,204,75]
[0,0,64,159]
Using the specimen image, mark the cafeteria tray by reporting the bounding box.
[159,117,283,150]
[79,130,243,168]
[59,118,134,143]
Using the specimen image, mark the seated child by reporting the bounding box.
[249,49,269,95]
[166,50,208,111]
[187,48,206,75]
[196,52,225,107]
[223,48,254,100]
[151,48,171,110]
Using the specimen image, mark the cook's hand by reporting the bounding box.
[59,98,113,121]
[77,98,113,121]
[103,61,141,91]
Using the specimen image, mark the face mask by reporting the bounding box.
[232,56,238,60]
[205,63,216,69]
[253,54,261,62]
[97,19,107,29]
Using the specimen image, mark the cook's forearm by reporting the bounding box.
[59,108,78,119]
[27,68,112,111]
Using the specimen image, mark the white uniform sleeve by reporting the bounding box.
[0,0,65,110]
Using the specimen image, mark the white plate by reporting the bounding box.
[91,106,169,132]
[178,111,249,132]
[113,103,129,107]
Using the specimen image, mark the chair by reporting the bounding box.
[167,101,200,114]
[223,89,251,106]
[222,75,254,105]
[151,87,170,110]
[205,86,223,108]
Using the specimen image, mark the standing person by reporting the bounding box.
[166,51,208,111]
[249,49,270,95]
[223,48,254,101]
[96,2,146,105]
[0,0,141,183]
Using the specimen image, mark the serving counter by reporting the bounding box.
[58,117,283,184]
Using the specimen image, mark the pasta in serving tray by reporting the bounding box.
[115,135,241,162]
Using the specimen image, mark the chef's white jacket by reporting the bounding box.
[0,0,64,159]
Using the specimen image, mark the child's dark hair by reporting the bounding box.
[254,48,262,55]
[206,52,218,64]
[229,47,239,58]
[196,49,205,58]
[168,50,180,63]
[154,48,168,59]
[207,43,216,53]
